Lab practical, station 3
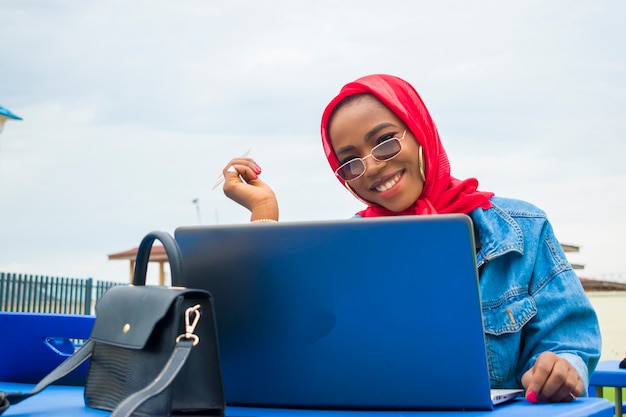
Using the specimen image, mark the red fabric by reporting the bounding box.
[320,74,494,217]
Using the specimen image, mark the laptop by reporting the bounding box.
[175,214,523,411]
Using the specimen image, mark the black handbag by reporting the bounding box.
[0,231,225,417]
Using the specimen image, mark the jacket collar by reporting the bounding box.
[470,202,524,268]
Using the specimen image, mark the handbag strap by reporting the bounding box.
[133,230,186,287]
[110,339,195,417]
[0,338,196,417]
[0,339,95,415]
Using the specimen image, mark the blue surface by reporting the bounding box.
[0,295,616,416]
[590,360,626,387]
[0,312,94,385]
[0,382,615,416]
[0,383,108,416]
[226,400,614,417]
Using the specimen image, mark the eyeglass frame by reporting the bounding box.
[334,129,407,181]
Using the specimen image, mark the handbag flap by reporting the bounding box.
[90,285,209,349]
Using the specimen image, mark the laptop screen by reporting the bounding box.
[175,214,494,410]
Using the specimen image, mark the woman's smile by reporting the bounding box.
[371,170,403,192]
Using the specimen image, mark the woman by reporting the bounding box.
[219,74,601,403]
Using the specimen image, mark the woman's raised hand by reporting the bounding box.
[219,156,279,222]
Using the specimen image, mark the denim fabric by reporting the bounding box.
[470,196,601,391]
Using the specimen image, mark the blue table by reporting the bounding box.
[590,360,626,417]
[0,382,614,417]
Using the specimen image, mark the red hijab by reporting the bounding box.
[321,74,494,217]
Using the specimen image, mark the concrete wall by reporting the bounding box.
[587,291,626,360]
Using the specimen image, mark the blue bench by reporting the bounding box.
[590,360,626,417]
[0,312,94,386]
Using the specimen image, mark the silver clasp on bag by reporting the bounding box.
[176,304,201,346]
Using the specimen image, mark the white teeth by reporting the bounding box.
[375,172,402,192]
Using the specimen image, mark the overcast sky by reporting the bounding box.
[1,0,625,285]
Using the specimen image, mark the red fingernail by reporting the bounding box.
[526,390,539,404]
[255,163,262,173]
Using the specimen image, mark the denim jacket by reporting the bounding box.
[469,196,601,391]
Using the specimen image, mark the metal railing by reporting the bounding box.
[0,272,121,315]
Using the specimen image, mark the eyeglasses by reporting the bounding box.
[334,130,407,181]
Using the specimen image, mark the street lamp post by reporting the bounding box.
[192,198,202,224]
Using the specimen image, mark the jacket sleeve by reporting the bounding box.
[521,219,602,393]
